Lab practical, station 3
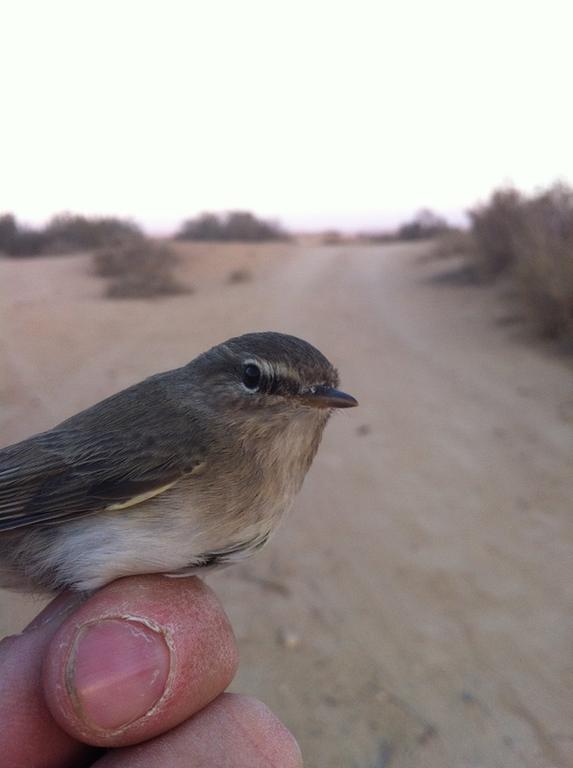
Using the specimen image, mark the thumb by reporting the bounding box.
[43,575,238,747]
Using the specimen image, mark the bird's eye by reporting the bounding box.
[242,363,262,391]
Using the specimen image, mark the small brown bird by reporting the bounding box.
[0,332,357,592]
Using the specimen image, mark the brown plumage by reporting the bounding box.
[0,332,357,592]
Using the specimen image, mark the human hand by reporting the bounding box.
[0,575,302,767]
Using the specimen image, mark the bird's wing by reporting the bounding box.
[0,425,205,532]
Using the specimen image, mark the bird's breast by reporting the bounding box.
[183,415,324,552]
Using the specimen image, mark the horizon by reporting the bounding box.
[4,205,472,237]
[2,2,571,235]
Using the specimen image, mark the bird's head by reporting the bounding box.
[188,332,357,425]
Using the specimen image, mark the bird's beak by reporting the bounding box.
[298,385,359,409]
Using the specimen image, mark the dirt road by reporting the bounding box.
[1,243,572,767]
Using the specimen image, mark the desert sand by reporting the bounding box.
[0,242,572,767]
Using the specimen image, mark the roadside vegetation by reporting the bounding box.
[93,239,189,300]
[0,213,143,256]
[352,209,450,245]
[3,196,571,337]
[320,210,451,246]
[436,182,573,344]
[0,212,188,299]
[176,211,289,242]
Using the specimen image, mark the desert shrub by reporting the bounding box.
[0,212,143,256]
[510,184,573,338]
[397,209,449,241]
[468,182,573,341]
[176,211,289,242]
[176,213,223,241]
[6,227,50,256]
[44,213,143,252]
[0,213,18,253]
[93,240,189,299]
[0,213,50,256]
[357,210,449,244]
[225,211,288,241]
[469,188,525,278]
[431,228,476,260]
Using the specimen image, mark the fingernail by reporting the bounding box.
[66,618,171,731]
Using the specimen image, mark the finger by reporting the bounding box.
[0,591,96,768]
[94,694,303,768]
[43,575,238,748]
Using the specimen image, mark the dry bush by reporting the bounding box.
[4,228,49,256]
[358,210,450,245]
[469,188,525,279]
[176,212,224,241]
[0,214,18,253]
[397,209,450,241]
[0,212,143,257]
[468,183,573,341]
[0,213,50,256]
[93,240,190,299]
[176,211,289,242]
[45,214,143,253]
[511,185,573,338]
[430,229,476,260]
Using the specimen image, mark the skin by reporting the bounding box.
[0,334,357,764]
[0,575,302,768]
[0,335,356,764]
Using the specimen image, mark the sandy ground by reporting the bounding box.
[0,242,572,767]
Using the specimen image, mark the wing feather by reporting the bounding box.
[0,424,205,531]
[0,368,208,531]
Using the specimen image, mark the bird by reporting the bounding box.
[0,332,357,592]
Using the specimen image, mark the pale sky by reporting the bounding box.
[1,1,572,232]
